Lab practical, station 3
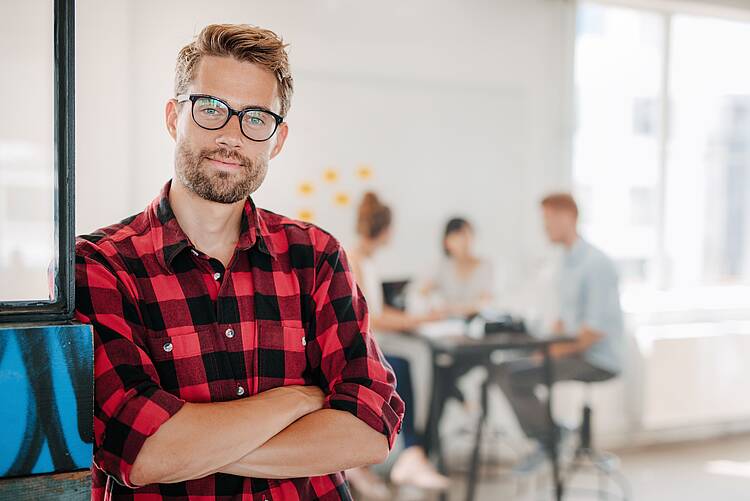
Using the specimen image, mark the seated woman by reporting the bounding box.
[418,218,496,408]
[421,217,495,317]
[346,192,450,498]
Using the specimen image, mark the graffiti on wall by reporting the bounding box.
[0,324,93,477]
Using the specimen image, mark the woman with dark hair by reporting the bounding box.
[422,217,494,317]
[345,192,450,497]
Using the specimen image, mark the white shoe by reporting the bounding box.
[390,447,450,491]
[346,467,391,500]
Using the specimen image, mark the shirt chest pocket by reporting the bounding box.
[256,322,310,392]
[144,327,219,402]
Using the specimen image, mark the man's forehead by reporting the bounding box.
[190,55,280,112]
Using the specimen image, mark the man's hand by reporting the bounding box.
[533,323,604,362]
[578,324,603,348]
[531,342,575,363]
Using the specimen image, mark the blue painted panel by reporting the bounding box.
[0,324,93,478]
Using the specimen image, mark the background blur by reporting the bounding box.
[2,0,750,499]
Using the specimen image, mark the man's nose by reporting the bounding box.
[215,115,245,148]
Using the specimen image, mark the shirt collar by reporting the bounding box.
[563,235,588,266]
[148,178,275,272]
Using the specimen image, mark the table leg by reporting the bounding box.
[437,375,450,501]
[542,345,563,501]
[465,378,488,501]
[425,349,450,501]
[425,352,441,458]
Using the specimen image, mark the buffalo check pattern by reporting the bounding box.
[74,178,404,500]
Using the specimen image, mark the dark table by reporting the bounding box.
[413,329,577,501]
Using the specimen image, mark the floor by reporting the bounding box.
[361,433,750,501]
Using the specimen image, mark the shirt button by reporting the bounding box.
[213,272,221,280]
[236,385,245,396]
[225,328,235,338]
[163,342,173,352]
[190,249,199,256]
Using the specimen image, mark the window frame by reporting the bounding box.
[0,0,75,324]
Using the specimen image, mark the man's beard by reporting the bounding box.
[174,141,268,204]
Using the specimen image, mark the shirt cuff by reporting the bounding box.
[94,385,186,488]
[323,383,404,450]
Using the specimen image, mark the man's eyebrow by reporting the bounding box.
[199,94,278,115]
[239,103,276,114]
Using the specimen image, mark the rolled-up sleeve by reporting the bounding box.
[75,246,186,488]
[309,236,405,449]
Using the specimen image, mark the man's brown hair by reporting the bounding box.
[541,192,579,219]
[175,23,293,116]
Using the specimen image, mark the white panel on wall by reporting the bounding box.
[638,323,750,430]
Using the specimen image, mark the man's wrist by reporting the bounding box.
[273,385,325,418]
[301,394,323,416]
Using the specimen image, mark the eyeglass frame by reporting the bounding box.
[175,93,285,142]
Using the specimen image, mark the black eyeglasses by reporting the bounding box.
[176,93,284,142]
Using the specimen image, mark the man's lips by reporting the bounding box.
[207,157,242,168]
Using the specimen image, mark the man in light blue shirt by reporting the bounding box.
[495,193,624,470]
[558,234,624,374]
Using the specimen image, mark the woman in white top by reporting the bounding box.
[422,217,494,317]
[419,218,496,409]
[345,192,450,498]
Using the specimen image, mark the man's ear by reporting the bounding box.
[269,122,288,160]
[166,99,178,141]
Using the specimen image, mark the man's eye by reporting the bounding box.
[244,113,266,127]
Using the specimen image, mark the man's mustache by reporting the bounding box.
[200,148,251,167]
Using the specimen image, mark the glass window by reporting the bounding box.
[666,14,750,287]
[573,3,665,288]
[0,0,55,302]
[0,0,75,321]
[574,1,750,300]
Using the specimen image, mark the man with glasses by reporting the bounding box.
[75,24,404,501]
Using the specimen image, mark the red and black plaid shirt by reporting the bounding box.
[74,178,404,500]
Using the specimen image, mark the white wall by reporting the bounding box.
[75,0,575,288]
[75,0,132,234]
